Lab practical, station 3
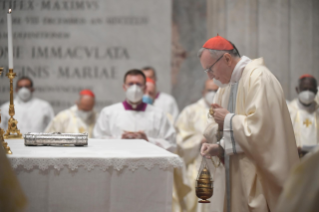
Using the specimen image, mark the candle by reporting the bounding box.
[7,9,13,69]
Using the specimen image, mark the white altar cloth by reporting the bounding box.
[7,139,183,212]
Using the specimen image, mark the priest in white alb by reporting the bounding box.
[0,76,54,134]
[45,89,97,138]
[142,66,180,122]
[199,35,299,212]
[175,79,221,212]
[93,69,176,152]
[288,74,318,156]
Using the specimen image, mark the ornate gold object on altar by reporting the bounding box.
[1,133,13,154]
[1,106,13,154]
[196,167,213,203]
[0,67,13,154]
[3,69,23,139]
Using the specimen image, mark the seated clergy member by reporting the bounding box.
[45,89,97,138]
[142,66,179,122]
[93,69,176,153]
[288,74,319,156]
[175,79,220,212]
[0,76,54,134]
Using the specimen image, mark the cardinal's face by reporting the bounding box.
[200,50,232,84]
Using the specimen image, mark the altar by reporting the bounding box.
[7,139,182,212]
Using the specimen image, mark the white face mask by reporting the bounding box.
[298,90,316,105]
[17,87,32,102]
[76,109,93,122]
[213,78,228,88]
[125,84,144,103]
[205,91,216,105]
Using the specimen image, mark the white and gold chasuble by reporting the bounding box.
[206,57,299,212]
[288,99,319,150]
[45,105,97,138]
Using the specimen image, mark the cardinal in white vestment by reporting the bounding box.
[288,74,319,156]
[142,66,179,122]
[275,146,319,212]
[45,89,97,138]
[199,35,299,212]
[0,76,54,134]
[175,79,224,212]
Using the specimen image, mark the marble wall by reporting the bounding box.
[171,0,208,110]
[0,0,171,114]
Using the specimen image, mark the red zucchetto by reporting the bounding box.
[299,74,315,80]
[146,77,155,84]
[80,89,95,97]
[203,35,234,50]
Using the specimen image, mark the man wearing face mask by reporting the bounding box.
[142,77,156,105]
[288,74,319,157]
[142,66,179,122]
[0,76,54,134]
[175,79,220,212]
[93,69,176,152]
[45,89,97,138]
[198,35,299,212]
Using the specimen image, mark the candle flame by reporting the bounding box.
[8,9,12,13]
